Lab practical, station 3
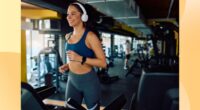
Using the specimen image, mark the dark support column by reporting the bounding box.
[99,32,102,38]
[54,35,60,91]
[131,37,134,50]
[152,35,159,58]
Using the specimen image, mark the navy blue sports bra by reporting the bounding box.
[65,29,95,58]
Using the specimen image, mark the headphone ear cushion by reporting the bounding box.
[81,14,88,22]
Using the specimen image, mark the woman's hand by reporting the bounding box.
[66,50,82,62]
[59,64,69,74]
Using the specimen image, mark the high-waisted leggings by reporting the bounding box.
[65,69,101,110]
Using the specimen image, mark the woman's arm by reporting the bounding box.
[84,31,107,68]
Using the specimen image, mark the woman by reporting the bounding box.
[124,40,131,70]
[59,2,106,110]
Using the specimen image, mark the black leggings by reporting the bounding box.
[126,54,131,59]
[65,69,101,109]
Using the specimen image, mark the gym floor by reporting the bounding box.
[49,57,140,109]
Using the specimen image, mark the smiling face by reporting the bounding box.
[66,5,83,27]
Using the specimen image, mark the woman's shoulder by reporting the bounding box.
[87,31,96,36]
[86,31,101,43]
[65,32,72,40]
[87,31,99,39]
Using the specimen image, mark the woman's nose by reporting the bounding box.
[67,14,72,19]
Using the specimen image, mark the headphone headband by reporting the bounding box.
[73,3,87,15]
[72,2,88,22]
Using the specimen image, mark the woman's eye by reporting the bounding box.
[67,12,78,16]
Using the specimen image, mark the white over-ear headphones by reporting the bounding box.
[73,2,88,22]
